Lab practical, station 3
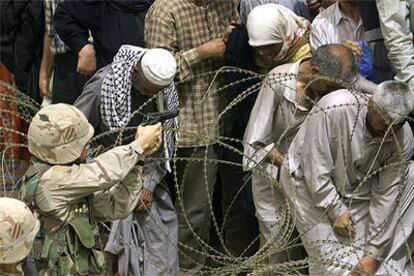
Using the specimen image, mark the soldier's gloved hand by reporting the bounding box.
[333,210,356,237]
[136,122,163,158]
[135,188,153,212]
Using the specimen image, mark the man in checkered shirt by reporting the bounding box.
[146,0,242,272]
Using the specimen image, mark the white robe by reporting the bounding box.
[243,57,309,238]
[281,89,414,275]
[243,58,376,238]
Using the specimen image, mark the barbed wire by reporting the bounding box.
[0,66,413,275]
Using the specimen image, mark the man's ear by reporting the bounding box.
[310,65,320,75]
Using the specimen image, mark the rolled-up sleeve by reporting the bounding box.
[145,3,203,82]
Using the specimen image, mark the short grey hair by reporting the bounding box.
[311,44,359,83]
[372,81,414,122]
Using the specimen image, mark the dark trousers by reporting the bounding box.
[216,142,259,257]
[175,146,217,271]
[52,51,89,104]
[368,40,395,83]
[175,145,259,271]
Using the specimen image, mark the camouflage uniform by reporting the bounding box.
[19,104,145,275]
[0,197,40,275]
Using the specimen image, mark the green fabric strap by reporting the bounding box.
[74,245,90,275]
[19,170,39,205]
[41,229,66,259]
[68,216,95,249]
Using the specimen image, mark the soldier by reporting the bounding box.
[19,103,162,275]
[0,197,40,275]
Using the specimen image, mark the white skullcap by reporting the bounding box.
[140,48,177,87]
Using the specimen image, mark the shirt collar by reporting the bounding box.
[333,2,362,27]
[333,2,345,25]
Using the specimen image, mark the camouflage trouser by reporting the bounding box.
[35,244,109,276]
[37,253,109,276]
[33,229,77,276]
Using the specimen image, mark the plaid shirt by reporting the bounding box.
[145,0,238,147]
[44,0,70,54]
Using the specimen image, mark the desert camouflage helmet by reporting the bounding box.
[0,198,40,264]
[28,104,94,164]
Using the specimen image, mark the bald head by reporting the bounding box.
[311,44,358,84]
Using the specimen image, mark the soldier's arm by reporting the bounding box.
[34,141,144,220]
[48,141,144,202]
[90,165,143,222]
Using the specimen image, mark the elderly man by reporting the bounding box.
[74,45,179,275]
[145,0,251,271]
[244,44,370,265]
[280,81,414,275]
[20,103,162,274]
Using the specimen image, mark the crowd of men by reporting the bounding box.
[1,0,414,275]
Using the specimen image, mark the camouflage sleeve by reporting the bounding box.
[90,165,143,222]
[35,141,144,220]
